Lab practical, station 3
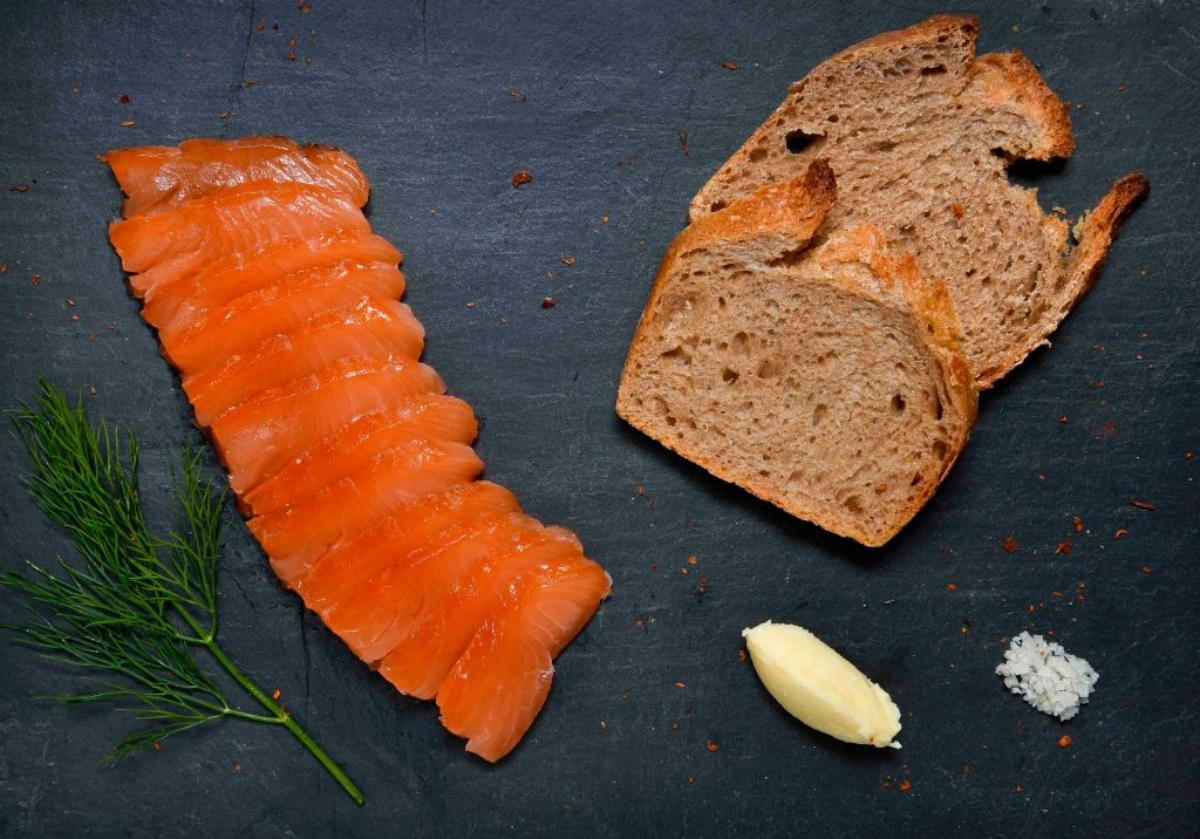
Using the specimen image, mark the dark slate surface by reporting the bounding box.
[0,0,1196,835]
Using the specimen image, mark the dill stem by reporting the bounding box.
[178,611,364,806]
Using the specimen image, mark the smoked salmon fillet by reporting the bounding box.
[105,136,610,763]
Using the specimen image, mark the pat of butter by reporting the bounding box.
[742,620,901,749]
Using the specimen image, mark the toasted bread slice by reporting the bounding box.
[690,14,1147,387]
[618,162,977,546]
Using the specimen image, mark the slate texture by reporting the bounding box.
[0,1,1196,836]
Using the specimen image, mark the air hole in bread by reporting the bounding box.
[812,403,828,426]
[785,129,822,155]
[731,331,750,355]
[827,114,839,123]
[749,147,769,163]
[709,201,727,212]
[910,472,923,486]
[718,296,726,309]
[666,415,677,426]
[721,367,739,384]
[920,64,947,76]
[845,495,864,514]
[932,439,948,459]
[661,346,691,364]
[891,393,906,414]
[935,396,944,420]
[871,140,898,153]
[756,358,781,379]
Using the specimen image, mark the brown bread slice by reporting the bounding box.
[617,161,977,546]
[689,14,1148,387]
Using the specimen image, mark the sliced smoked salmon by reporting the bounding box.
[437,557,611,761]
[109,181,369,297]
[249,437,485,585]
[106,136,369,216]
[183,299,426,424]
[298,481,520,612]
[160,262,407,374]
[105,136,609,763]
[210,357,445,493]
[141,233,401,333]
[379,524,584,699]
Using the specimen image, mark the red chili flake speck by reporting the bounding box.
[696,576,708,596]
[1093,420,1117,439]
[1130,499,1156,511]
[599,720,606,731]
[297,0,312,13]
[706,740,719,752]
[1053,541,1073,555]
[511,170,533,189]
[1001,536,1019,554]
[10,184,29,193]
[686,554,698,566]
[898,779,912,793]
[1058,735,1072,748]
[1015,784,1024,794]
[1072,516,1083,534]
[465,300,476,309]
[119,119,135,128]
[679,567,688,576]
[256,20,266,31]
[87,385,98,395]
[541,296,556,309]
[1186,451,1194,461]
[601,215,609,224]
[70,313,80,322]
[153,741,161,752]
[272,688,281,700]
[737,649,747,663]
[1142,564,1152,575]
[87,332,97,341]
[558,252,576,267]
[30,274,41,287]
[946,582,958,591]
[287,36,297,61]
[721,60,739,71]
[673,681,686,689]
[960,763,971,775]
[677,130,690,157]
[118,94,130,105]
[65,297,75,307]
[1114,528,1129,539]
[1,262,7,273]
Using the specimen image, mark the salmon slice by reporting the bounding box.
[106,136,370,217]
[159,263,406,374]
[378,524,584,699]
[183,300,425,424]
[244,395,478,516]
[437,557,611,762]
[249,439,485,586]
[319,511,538,663]
[210,357,445,493]
[109,182,369,297]
[141,233,401,333]
[298,481,519,612]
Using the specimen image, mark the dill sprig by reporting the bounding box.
[1,381,363,804]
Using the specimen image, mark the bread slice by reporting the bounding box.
[689,14,1148,387]
[617,161,977,546]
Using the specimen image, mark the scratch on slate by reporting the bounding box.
[223,0,259,137]
[420,0,428,65]
[299,609,312,716]
[1161,59,1194,84]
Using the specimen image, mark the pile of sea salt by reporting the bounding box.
[996,631,1099,721]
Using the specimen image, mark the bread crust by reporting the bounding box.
[967,50,1074,160]
[618,168,977,547]
[973,171,1150,388]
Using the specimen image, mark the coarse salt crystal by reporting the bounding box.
[995,631,1098,721]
